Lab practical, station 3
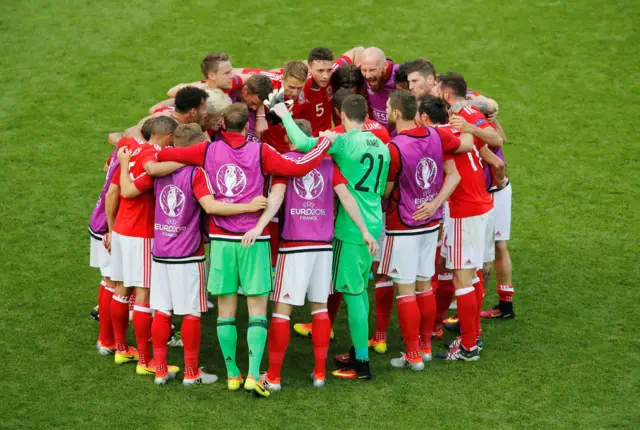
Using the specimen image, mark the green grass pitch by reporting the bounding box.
[0,0,638,428]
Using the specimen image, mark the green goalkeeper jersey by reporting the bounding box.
[282,114,390,244]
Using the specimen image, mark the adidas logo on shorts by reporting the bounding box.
[284,293,291,299]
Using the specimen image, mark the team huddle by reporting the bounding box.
[88,45,515,397]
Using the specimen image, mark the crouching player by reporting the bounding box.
[155,103,335,396]
[145,124,268,386]
[379,90,468,369]
[249,120,374,390]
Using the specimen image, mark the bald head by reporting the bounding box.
[360,47,388,91]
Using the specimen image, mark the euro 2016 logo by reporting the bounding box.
[293,169,324,200]
[216,164,247,197]
[416,157,438,190]
[159,185,186,217]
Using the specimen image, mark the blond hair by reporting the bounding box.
[174,124,204,147]
[205,88,233,117]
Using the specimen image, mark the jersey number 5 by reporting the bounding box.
[355,153,384,194]
[315,103,324,117]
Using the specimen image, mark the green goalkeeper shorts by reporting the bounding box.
[331,238,373,295]
[208,240,272,297]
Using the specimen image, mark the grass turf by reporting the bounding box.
[1,0,638,428]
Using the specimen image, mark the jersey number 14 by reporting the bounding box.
[355,153,385,194]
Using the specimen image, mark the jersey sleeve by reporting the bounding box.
[231,75,243,92]
[262,138,332,176]
[271,176,288,186]
[333,54,353,70]
[156,142,208,166]
[435,127,461,154]
[332,163,348,186]
[110,166,121,186]
[468,110,494,130]
[132,171,154,193]
[386,143,401,182]
[192,167,214,199]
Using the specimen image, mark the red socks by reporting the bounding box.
[267,314,290,381]
[473,271,484,338]
[416,290,436,349]
[434,274,455,329]
[456,287,477,351]
[182,315,201,378]
[98,283,114,346]
[327,292,342,326]
[132,301,153,366]
[311,310,331,378]
[396,295,421,360]
[151,310,171,376]
[111,294,130,352]
[374,280,394,341]
[498,284,514,302]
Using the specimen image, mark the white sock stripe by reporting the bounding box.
[133,305,153,314]
[415,287,432,295]
[472,277,480,284]
[455,287,475,296]
[311,309,328,315]
[498,285,515,292]
[375,281,394,288]
[395,294,413,300]
[104,286,115,293]
[155,309,172,316]
[438,273,453,281]
[272,313,290,321]
[100,280,107,287]
[113,295,130,304]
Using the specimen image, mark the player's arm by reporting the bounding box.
[123,115,154,140]
[144,161,186,177]
[104,182,120,251]
[241,183,286,248]
[199,195,268,216]
[466,95,499,117]
[279,110,319,153]
[255,104,267,137]
[450,114,504,148]
[262,136,334,177]
[339,46,365,67]
[108,132,123,146]
[148,98,175,115]
[117,147,146,198]
[492,118,508,143]
[156,142,208,166]
[479,145,507,188]
[334,184,379,256]
[383,143,401,199]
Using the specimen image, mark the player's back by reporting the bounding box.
[331,129,390,244]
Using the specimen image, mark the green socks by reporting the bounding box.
[247,316,268,379]
[343,292,370,361]
[217,317,240,378]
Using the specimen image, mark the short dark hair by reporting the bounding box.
[201,52,230,77]
[389,90,417,121]
[418,95,449,125]
[407,58,436,79]
[332,88,355,110]
[394,62,410,86]
[245,74,273,101]
[308,47,334,64]
[294,119,312,137]
[437,72,467,98]
[341,94,368,123]
[224,103,249,132]
[330,64,365,92]
[151,116,179,136]
[141,117,155,140]
[175,87,208,114]
[174,124,204,147]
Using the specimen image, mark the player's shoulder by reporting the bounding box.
[436,123,461,136]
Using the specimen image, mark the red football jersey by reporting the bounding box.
[330,119,391,144]
[437,124,492,218]
[112,138,159,238]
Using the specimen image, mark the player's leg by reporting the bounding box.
[108,232,138,363]
[332,239,373,380]
[484,184,515,319]
[434,229,454,338]
[129,237,154,373]
[307,251,333,387]
[239,241,272,397]
[371,230,393,353]
[209,240,242,389]
[89,236,109,322]
[415,230,439,362]
[97,276,116,354]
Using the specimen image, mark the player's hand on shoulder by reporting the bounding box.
[248,196,268,212]
[449,115,471,133]
[362,231,379,256]
[117,146,131,164]
[319,130,338,142]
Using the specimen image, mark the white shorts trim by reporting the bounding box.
[378,230,438,283]
[492,182,512,241]
[483,208,496,264]
[441,212,489,270]
[150,261,208,315]
[110,232,153,288]
[272,251,332,306]
[89,236,111,278]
